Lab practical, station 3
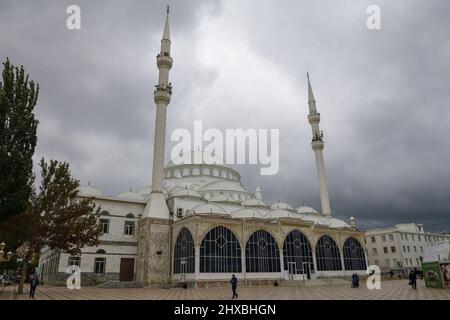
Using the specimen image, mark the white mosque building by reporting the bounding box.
[38,9,368,287]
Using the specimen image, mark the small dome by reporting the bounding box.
[117,191,145,201]
[270,202,293,210]
[78,186,103,197]
[192,203,228,215]
[171,188,202,198]
[296,206,318,214]
[209,194,241,204]
[265,209,292,219]
[199,180,247,192]
[242,198,267,207]
[232,208,263,219]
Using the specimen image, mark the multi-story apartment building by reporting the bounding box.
[364,223,450,272]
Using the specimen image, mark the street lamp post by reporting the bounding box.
[1,242,14,286]
[0,242,13,262]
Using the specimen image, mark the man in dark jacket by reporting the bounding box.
[29,274,39,298]
[230,274,238,299]
[409,270,417,290]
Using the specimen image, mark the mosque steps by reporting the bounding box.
[280,278,351,287]
[98,281,145,289]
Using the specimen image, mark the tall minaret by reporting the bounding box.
[307,73,332,217]
[142,6,173,219]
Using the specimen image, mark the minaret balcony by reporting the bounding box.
[311,140,325,151]
[154,85,172,105]
[157,54,173,69]
[308,113,320,123]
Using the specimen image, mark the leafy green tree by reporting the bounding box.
[0,58,39,224]
[9,158,103,294]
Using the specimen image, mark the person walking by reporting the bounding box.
[354,273,360,288]
[230,274,238,299]
[408,270,417,291]
[390,270,394,279]
[29,274,39,298]
[351,273,356,288]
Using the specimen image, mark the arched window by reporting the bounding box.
[246,230,280,272]
[126,213,134,218]
[283,230,314,274]
[343,237,367,270]
[100,210,110,216]
[96,249,106,254]
[173,228,195,274]
[200,226,242,273]
[315,235,342,271]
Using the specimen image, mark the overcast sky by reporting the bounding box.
[1,0,449,232]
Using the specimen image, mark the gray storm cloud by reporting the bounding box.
[0,0,449,231]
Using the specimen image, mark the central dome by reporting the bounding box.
[164,151,241,181]
[166,151,231,169]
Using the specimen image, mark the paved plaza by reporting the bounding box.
[1,279,450,300]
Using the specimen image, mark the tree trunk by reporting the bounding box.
[17,259,27,294]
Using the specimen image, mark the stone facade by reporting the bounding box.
[137,218,171,286]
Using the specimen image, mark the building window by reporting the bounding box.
[393,258,398,267]
[389,234,394,241]
[381,235,386,242]
[405,259,408,266]
[416,258,419,265]
[407,246,410,253]
[173,227,195,274]
[68,256,81,267]
[316,235,342,271]
[420,246,423,253]
[283,230,314,274]
[414,246,417,253]
[405,234,408,241]
[383,247,388,254]
[373,248,377,255]
[124,221,135,236]
[343,237,367,271]
[94,258,106,275]
[100,219,109,234]
[391,246,396,253]
[411,235,415,241]
[403,245,406,252]
[400,234,404,241]
[385,259,390,267]
[371,237,376,243]
[409,258,413,265]
[246,230,280,273]
[418,235,421,242]
[374,259,379,266]
[200,226,242,273]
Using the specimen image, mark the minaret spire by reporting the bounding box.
[142,7,174,219]
[306,74,332,217]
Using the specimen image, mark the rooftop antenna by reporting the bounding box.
[167,4,170,15]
